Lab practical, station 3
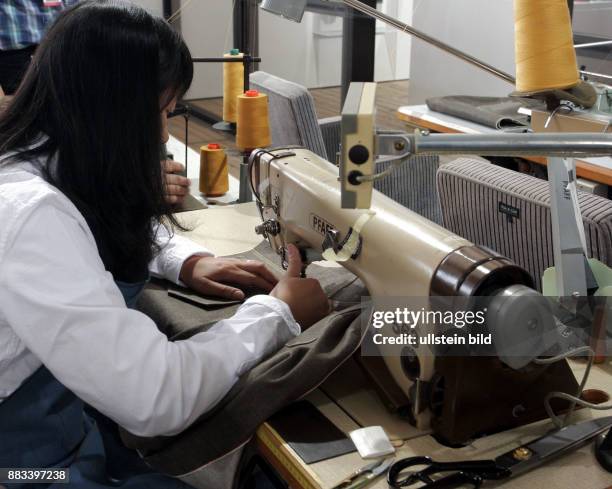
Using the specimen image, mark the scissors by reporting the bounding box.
[331,457,395,489]
[387,416,612,488]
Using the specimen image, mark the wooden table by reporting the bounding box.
[397,104,612,187]
[176,203,612,489]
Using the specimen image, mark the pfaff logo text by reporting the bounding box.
[310,214,334,236]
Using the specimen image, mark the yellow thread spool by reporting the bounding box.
[514,0,579,93]
[236,89,272,151]
[223,49,244,123]
[199,143,229,197]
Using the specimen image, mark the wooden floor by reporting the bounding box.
[168,79,410,178]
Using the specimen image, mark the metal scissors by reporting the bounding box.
[387,416,612,488]
[331,457,395,489]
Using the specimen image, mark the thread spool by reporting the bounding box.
[199,143,229,197]
[514,0,579,93]
[223,49,244,123]
[236,89,272,151]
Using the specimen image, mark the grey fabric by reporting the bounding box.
[121,305,366,478]
[437,158,612,290]
[177,445,245,489]
[426,96,545,129]
[121,242,368,481]
[250,71,328,160]
[375,155,443,225]
[319,115,341,164]
[137,241,365,340]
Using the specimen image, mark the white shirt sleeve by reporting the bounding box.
[0,203,300,437]
[149,222,213,284]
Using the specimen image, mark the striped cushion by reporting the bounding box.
[376,156,443,225]
[437,157,612,290]
[250,71,328,159]
[250,71,443,224]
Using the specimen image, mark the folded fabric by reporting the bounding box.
[426,95,545,129]
[122,241,369,488]
[120,306,366,476]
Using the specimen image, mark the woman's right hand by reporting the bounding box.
[270,244,330,329]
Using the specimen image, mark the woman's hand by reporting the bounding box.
[270,244,330,329]
[162,159,190,205]
[179,256,279,300]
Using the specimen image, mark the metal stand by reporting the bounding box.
[341,0,376,104]
[238,153,253,203]
[189,56,262,202]
[189,55,262,132]
[547,157,597,302]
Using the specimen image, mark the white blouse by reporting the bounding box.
[0,160,299,437]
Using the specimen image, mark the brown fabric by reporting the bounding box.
[437,158,612,291]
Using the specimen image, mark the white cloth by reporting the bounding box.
[0,162,300,437]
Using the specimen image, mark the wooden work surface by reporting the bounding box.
[176,203,612,489]
[397,104,612,187]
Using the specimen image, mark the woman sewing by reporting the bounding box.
[0,1,329,487]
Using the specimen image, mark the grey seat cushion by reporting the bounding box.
[375,156,443,225]
[250,71,443,224]
[437,157,612,290]
[250,71,328,160]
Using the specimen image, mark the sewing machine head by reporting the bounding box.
[248,145,581,444]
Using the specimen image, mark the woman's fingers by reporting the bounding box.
[191,276,245,300]
[285,244,303,278]
[219,267,276,292]
[164,183,189,196]
[162,159,185,174]
[237,260,279,286]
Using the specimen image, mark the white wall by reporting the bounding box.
[177,0,413,100]
[408,0,516,104]
[180,0,234,100]
[258,0,413,90]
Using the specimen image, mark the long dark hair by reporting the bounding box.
[0,0,193,282]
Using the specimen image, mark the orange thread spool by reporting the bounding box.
[236,89,271,151]
[199,143,229,197]
[514,0,579,93]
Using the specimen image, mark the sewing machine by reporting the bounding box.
[249,146,577,443]
[247,80,612,444]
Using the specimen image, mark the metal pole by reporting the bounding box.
[341,0,376,104]
[548,157,595,299]
[341,0,516,85]
[411,132,612,157]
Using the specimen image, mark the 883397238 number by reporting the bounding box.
[1,468,69,484]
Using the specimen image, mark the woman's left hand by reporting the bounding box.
[162,159,190,205]
[179,256,279,300]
